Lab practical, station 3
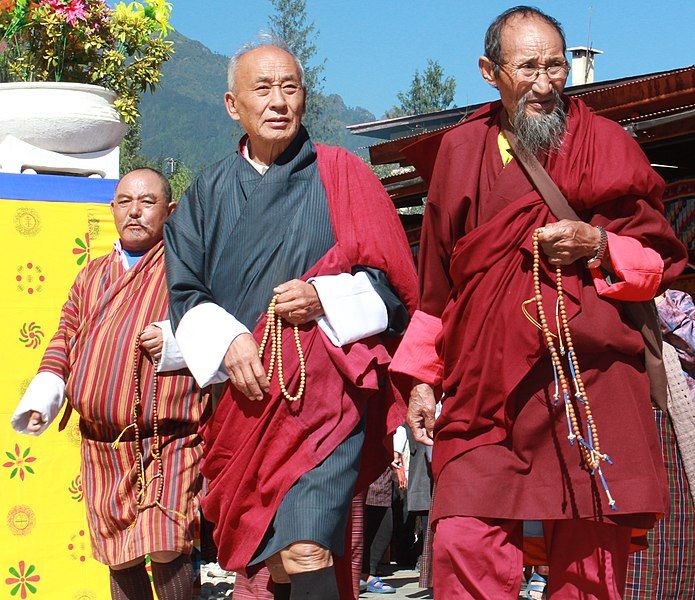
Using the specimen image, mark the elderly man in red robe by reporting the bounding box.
[390,6,687,599]
[164,37,416,600]
[11,168,204,600]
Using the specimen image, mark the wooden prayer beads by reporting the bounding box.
[531,228,616,510]
[130,340,164,513]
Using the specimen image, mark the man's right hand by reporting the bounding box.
[26,411,44,433]
[407,382,436,446]
[224,333,270,401]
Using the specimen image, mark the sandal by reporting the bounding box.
[365,576,396,594]
[526,573,547,600]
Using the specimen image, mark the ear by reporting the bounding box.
[110,199,115,215]
[167,202,177,215]
[479,56,499,89]
[224,91,240,121]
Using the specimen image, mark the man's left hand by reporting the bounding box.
[139,324,163,362]
[273,279,324,325]
[538,220,601,265]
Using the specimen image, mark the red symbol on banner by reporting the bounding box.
[67,530,88,562]
[68,475,83,502]
[6,505,36,536]
[5,561,40,598]
[3,444,36,481]
[16,263,45,295]
[73,232,92,266]
[18,323,44,349]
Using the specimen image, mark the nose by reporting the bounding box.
[531,71,553,96]
[268,84,288,111]
[128,200,142,217]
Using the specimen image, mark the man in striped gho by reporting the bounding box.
[12,168,204,600]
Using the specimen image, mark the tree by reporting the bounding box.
[119,119,157,175]
[268,0,327,135]
[168,162,193,201]
[385,59,456,118]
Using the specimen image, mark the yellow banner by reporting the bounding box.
[1,198,117,600]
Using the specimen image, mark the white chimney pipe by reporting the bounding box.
[567,46,604,86]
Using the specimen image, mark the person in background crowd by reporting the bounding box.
[624,289,695,598]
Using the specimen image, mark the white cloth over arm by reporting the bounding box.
[394,425,408,455]
[174,302,250,388]
[309,271,388,347]
[11,371,66,435]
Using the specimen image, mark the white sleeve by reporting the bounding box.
[151,320,187,373]
[11,371,66,435]
[393,425,408,455]
[424,401,443,463]
[175,302,250,388]
[309,272,388,348]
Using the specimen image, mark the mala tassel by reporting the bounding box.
[566,351,585,403]
[530,228,617,512]
[154,501,187,521]
[596,466,617,510]
[112,423,136,449]
[563,391,576,444]
[550,348,560,405]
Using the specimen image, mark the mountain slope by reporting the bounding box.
[139,32,378,170]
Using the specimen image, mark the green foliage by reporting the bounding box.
[119,119,157,174]
[168,161,192,201]
[268,0,326,135]
[385,59,456,118]
[0,0,174,123]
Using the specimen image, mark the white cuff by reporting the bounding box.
[393,425,408,455]
[175,303,250,387]
[151,320,187,372]
[309,272,388,347]
[11,371,66,435]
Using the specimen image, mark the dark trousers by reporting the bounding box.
[362,505,393,575]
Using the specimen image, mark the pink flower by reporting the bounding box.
[43,0,87,25]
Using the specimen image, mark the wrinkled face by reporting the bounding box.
[225,46,305,155]
[480,15,568,120]
[110,170,172,253]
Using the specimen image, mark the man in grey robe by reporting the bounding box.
[164,38,416,600]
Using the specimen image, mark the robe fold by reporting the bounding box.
[402,98,687,531]
[164,134,417,586]
[39,241,203,565]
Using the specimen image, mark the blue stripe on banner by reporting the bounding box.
[0,173,117,203]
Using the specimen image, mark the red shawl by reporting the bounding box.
[199,145,417,585]
[403,97,687,478]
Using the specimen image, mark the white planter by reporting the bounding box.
[0,82,128,154]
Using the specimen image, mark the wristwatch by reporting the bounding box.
[586,225,607,270]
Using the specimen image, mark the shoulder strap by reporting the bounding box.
[503,128,580,222]
[503,126,667,408]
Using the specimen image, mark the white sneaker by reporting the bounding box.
[203,562,231,578]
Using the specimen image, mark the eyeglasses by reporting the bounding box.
[493,60,570,81]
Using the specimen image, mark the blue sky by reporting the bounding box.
[169,0,695,119]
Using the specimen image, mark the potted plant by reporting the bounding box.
[0,0,173,153]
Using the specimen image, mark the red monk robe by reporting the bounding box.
[199,145,417,596]
[392,97,687,540]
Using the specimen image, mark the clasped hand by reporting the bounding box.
[225,279,323,401]
[139,324,163,362]
[537,220,601,265]
[407,381,436,447]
